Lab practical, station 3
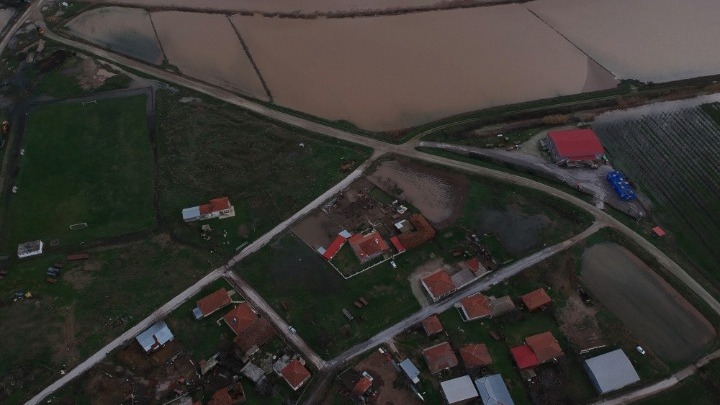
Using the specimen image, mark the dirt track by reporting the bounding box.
[582,243,715,363]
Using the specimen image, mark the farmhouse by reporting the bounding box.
[422,314,444,336]
[399,358,421,384]
[440,375,479,405]
[475,374,514,405]
[193,288,232,319]
[456,293,492,321]
[17,240,43,258]
[182,197,235,222]
[510,345,539,370]
[136,321,174,354]
[280,359,311,391]
[460,344,492,369]
[423,341,459,374]
[545,129,604,163]
[521,288,552,311]
[421,269,457,301]
[317,230,353,260]
[223,303,258,336]
[348,230,390,263]
[584,349,640,394]
[525,331,564,363]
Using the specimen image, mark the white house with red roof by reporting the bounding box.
[182,197,235,222]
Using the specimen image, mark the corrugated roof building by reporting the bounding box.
[584,349,640,394]
[546,129,604,162]
[136,321,174,353]
[475,374,514,405]
[440,375,479,405]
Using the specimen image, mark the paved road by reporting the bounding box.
[20,6,720,404]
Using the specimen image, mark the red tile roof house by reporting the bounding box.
[318,230,353,260]
[511,345,539,370]
[423,342,459,374]
[521,288,553,312]
[182,197,236,222]
[194,288,232,319]
[352,375,373,397]
[422,314,444,336]
[459,344,492,369]
[526,331,564,363]
[421,269,457,301]
[348,230,390,263]
[455,293,491,321]
[280,359,311,390]
[545,129,604,163]
[223,303,258,336]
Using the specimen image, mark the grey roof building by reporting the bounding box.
[441,375,478,405]
[399,358,421,384]
[475,374,514,405]
[584,349,640,394]
[136,321,174,353]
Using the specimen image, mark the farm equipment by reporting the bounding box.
[47,266,61,277]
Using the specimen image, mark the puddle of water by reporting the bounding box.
[475,206,550,256]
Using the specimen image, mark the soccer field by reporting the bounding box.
[6,95,155,249]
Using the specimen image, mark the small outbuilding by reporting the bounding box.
[136,321,174,354]
[441,375,479,405]
[399,358,421,384]
[520,288,552,312]
[584,349,640,394]
[17,240,43,258]
[475,374,514,405]
[652,226,666,238]
[510,345,539,370]
[489,296,515,317]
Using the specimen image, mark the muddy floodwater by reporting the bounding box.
[529,0,720,82]
[581,243,715,363]
[66,7,163,64]
[151,11,268,99]
[233,5,615,131]
[476,207,549,256]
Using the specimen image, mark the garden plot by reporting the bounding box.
[593,102,720,282]
[232,5,615,131]
[528,0,720,82]
[581,243,715,363]
[151,11,268,100]
[66,7,163,64]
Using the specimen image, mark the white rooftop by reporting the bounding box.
[441,375,478,404]
[584,349,640,394]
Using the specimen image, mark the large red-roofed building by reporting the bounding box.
[546,129,604,162]
[421,269,457,301]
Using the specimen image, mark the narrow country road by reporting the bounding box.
[17,4,720,404]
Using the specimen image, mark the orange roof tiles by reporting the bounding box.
[422,270,456,300]
[223,303,258,336]
[511,345,539,369]
[422,341,459,374]
[281,359,311,390]
[200,197,232,215]
[348,230,390,263]
[521,288,552,311]
[526,331,563,363]
[459,294,491,320]
[352,376,373,396]
[197,288,232,317]
[421,315,444,336]
[459,344,492,368]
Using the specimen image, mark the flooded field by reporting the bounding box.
[233,5,615,130]
[581,243,715,363]
[367,159,468,227]
[476,206,549,256]
[66,7,163,64]
[151,11,268,99]
[529,0,720,82]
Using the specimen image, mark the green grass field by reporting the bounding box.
[5,95,155,251]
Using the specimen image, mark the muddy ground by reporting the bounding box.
[581,243,716,363]
[345,351,421,405]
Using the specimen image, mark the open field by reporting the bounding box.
[233,5,615,131]
[592,100,720,287]
[581,243,715,364]
[636,361,720,405]
[150,11,268,99]
[0,235,215,405]
[528,0,720,82]
[65,7,163,64]
[154,88,371,257]
[4,94,155,251]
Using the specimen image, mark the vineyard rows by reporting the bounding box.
[593,104,720,278]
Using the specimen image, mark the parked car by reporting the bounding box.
[636,346,646,355]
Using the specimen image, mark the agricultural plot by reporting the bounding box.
[5,94,155,250]
[65,7,164,64]
[593,104,720,283]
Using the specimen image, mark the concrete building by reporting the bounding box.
[584,349,640,394]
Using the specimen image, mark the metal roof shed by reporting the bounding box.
[475,374,514,405]
[136,321,174,353]
[584,349,640,394]
[440,375,479,405]
[399,359,420,384]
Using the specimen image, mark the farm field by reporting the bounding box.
[65,7,163,64]
[528,0,720,82]
[232,5,615,131]
[581,243,715,364]
[4,94,155,251]
[0,236,216,405]
[150,11,268,99]
[592,101,720,287]
[154,89,371,257]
